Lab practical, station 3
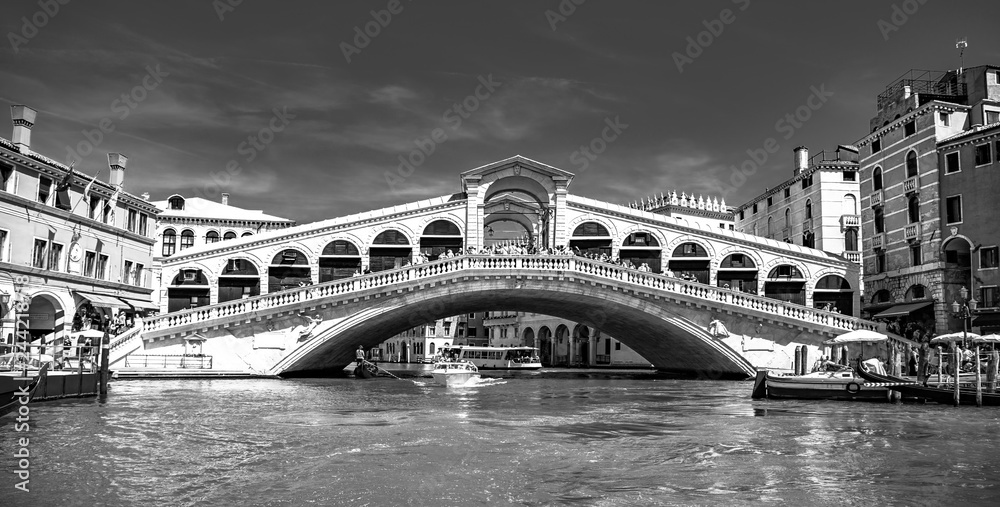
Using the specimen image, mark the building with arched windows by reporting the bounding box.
[0,106,159,352]
[149,193,295,311]
[856,65,1000,335]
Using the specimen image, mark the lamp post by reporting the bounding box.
[950,286,979,406]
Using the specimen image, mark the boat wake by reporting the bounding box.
[410,377,507,388]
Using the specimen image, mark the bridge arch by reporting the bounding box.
[420,219,464,260]
[166,265,212,312]
[715,251,760,294]
[483,214,534,244]
[369,227,414,271]
[618,229,663,272]
[217,257,262,303]
[478,172,556,207]
[812,273,854,315]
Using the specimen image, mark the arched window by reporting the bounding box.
[162,229,176,257]
[167,195,185,210]
[180,230,195,250]
[223,231,237,241]
[672,242,708,257]
[805,199,812,219]
[843,194,857,215]
[845,229,858,251]
[906,150,918,178]
[766,217,773,237]
[205,231,220,244]
[816,275,851,290]
[373,230,410,245]
[871,290,892,304]
[241,232,253,237]
[322,240,360,256]
[572,222,610,237]
[873,167,883,191]
[874,207,885,234]
[908,195,920,223]
[784,209,791,229]
[768,265,804,279]
[271,249,309,265]
[422,220,462,236]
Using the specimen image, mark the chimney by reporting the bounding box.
[221,193,229,206]
[10,105,36,152]
[108,153,127,189]
[793,146,809,175]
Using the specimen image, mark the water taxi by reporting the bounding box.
[430,360,480,387]
[437,346,542,370]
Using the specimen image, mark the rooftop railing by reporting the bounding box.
[877,69,966,111]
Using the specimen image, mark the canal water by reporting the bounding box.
[3,367,1000,506]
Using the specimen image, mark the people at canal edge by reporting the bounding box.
[356,345,365,365]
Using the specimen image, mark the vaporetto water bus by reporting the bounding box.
[437,346,542,370]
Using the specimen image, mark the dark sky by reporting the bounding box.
[2,0,999,224]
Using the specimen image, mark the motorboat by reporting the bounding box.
[754,363,890,401]
[436,346,542,370]
[751,329,894,401]
[430,360,480,387]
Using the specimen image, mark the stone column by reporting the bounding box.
[463,176,483,252]
[551,177,570,249]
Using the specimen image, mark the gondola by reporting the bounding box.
[353,360,379,379]
[0,364,48,416]
[855,360,1000,406]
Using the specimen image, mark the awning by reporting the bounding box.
[117,297,158,311]
[973,313,1000,327]
[76,292,127,309]
[873,301,933,319]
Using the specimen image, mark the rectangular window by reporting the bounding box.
[89,196,101,220]
[123,260,133,284]
[939,112,950,126]
[801,175,813,189]
[843,171,857,181]
[139,214,149,236]
[982,286,999,308]
[945,152,960,174]
[904,120,916,137]
[103,202,111,224]
[48,242,63,271]
[911,244,921,266]
[84,251,96,277]
[37,176,51,204]
[96,254,109,280]
[767,196,773,207]
[0,229,6,262]
[739,210,745,220]
[946,195,963,224]
[134,263,145,286]
[752,203,758,214]
[0,162,12,191]
[615,340,621,351]
[784,188,790,199]
[127,209,138,233]
[872,138,882,154]
[876,252,886,273]
[32,239,47,269]
[975,143,992,166]
[982,247,999,269]
[988,111,1000,125]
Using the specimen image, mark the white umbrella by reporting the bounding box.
[930,332,980,344]
[824,329,889,345]
[972,334,1000,344]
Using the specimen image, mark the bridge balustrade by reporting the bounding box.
[142,255,875,336]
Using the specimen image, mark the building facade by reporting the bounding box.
[149,193,295,312]
[374,313,485,362]
[732,146,862,314]
[855,66,1000,336]
[0,105,159,351]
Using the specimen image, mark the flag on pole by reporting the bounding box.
[106,187,121,223]
[81,172,98,203]
[55,166,74,192]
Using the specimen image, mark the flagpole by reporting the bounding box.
[70,167,102,216]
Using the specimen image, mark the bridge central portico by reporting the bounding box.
[132,155,871,378]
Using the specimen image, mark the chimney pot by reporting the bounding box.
[108,153,127,189]
[10,105,37,152]
[221,193,229,206]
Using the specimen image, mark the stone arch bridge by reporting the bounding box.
[124,156,874,378]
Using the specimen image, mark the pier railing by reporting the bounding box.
[124,354,213,369]
[142,255,877,336]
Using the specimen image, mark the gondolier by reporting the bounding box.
[356,345,365,366]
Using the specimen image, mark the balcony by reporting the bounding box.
[869,189,884,208]
[802,218,813,231]
[904,222,921,241]
[903,175,920,194]
[843,251,862,264]
[841,214,860,228]
[871,232,886,250]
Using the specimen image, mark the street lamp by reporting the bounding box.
[951,286,979,346]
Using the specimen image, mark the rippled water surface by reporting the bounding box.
[3,367,1000,506]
